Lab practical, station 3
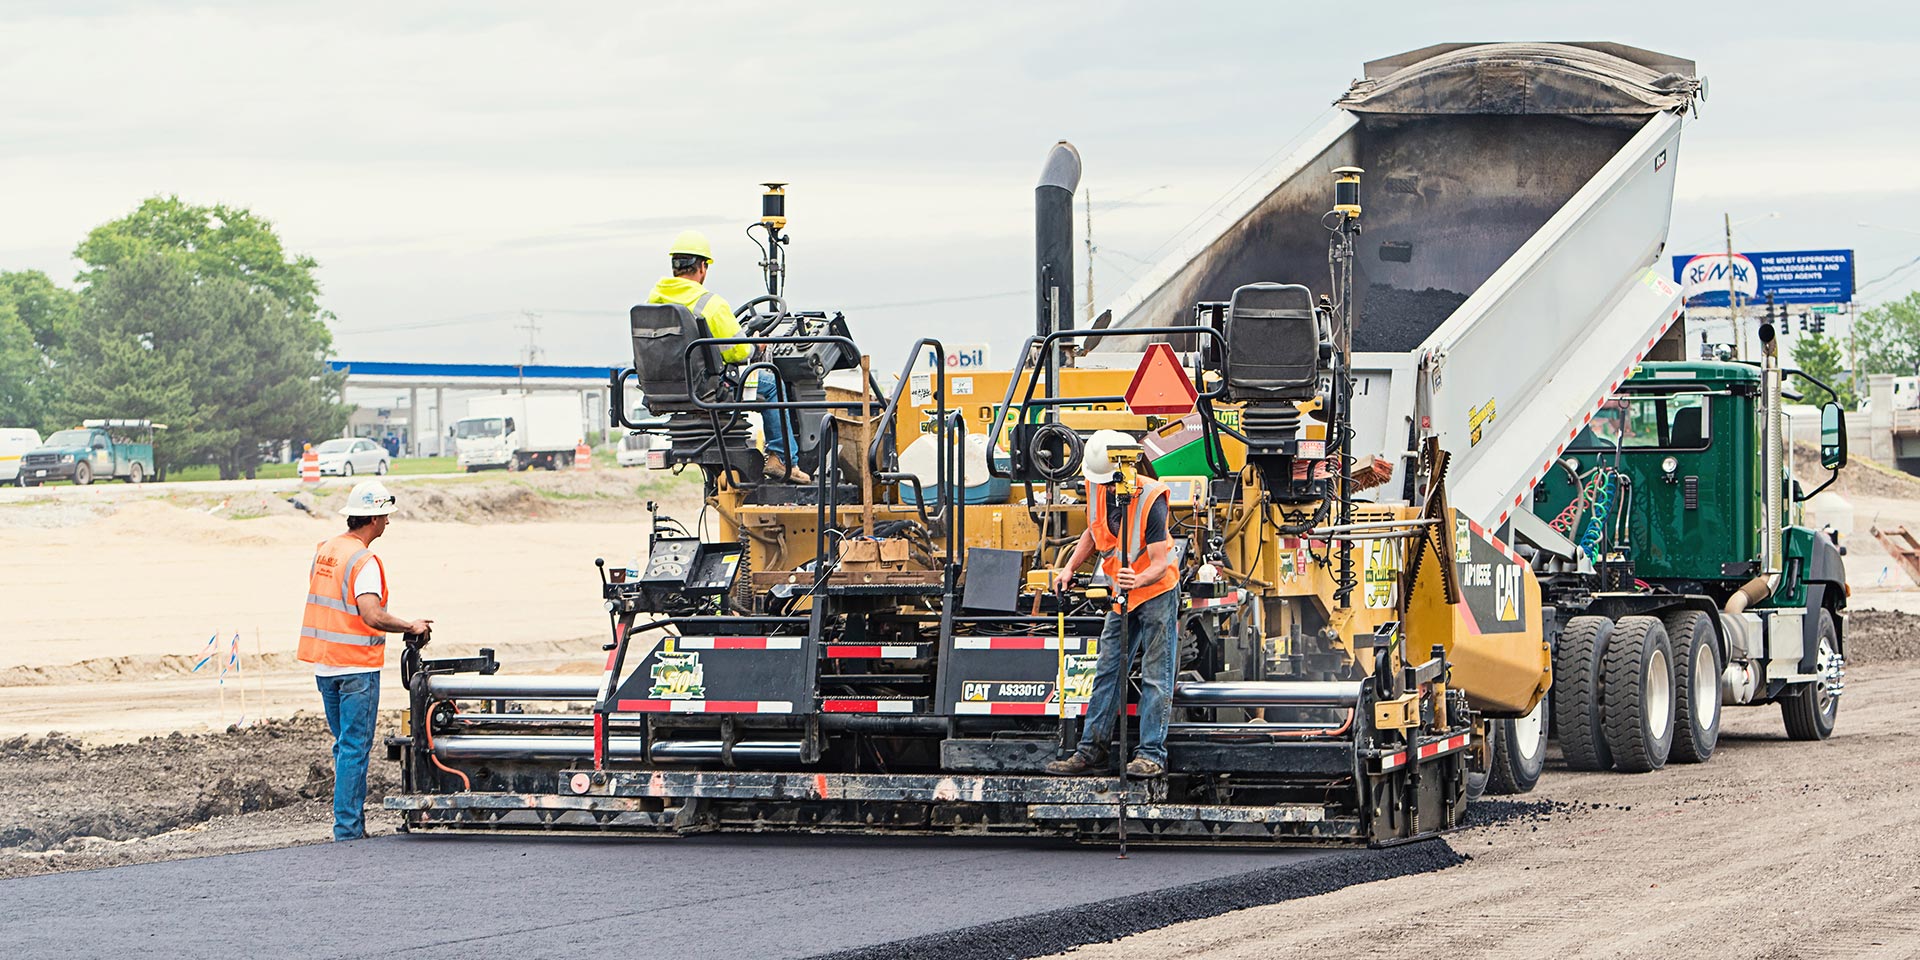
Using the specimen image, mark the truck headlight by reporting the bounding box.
[60,453,74,463]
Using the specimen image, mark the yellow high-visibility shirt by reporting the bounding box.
[648,276,747,363]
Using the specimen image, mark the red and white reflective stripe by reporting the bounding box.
[1188,589,1246,610]
[1464,519,1524,565]
[823,644,922,658]
[820,699,918,713]
[1378,732,1473,772]
[614,699,794,714]
[954,701,1088,717]
[953,637,1084,651]
[676,637,802,651]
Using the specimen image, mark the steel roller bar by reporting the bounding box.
[424,675,601,701]
[1172,681,1363,707]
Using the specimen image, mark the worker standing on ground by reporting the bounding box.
[298,479,432,841]
[648,229,809,483]
[1045,431,1179,778]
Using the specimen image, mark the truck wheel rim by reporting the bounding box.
[1814,637,1841,719]
[1647,647,1672,735]
[1512,694,1546,762]
[1693,640,1719,730]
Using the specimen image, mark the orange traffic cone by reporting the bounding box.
[300,443,320,487]
[574,438,592,471]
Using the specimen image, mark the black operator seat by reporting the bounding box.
[1223,282,1320,402]
[630,303,727,413]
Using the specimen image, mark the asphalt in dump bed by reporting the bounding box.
[0,832,1458,959]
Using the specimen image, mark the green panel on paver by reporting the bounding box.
[1532,360,1768,585]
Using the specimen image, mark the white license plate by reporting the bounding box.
[32,470,46,477]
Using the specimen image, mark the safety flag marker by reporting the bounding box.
[1124,343,1198,416]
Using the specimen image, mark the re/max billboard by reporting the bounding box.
[1671,249,1854,306]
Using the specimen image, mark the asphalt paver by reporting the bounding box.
[0,832,1453,959]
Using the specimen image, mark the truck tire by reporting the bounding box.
[1552,616,1614,771]
[74,461,92,486]
[1664,609,1721,763]
[126,462,144,484]
[1602,616,1675,773]
[1488,690,1549,794]
[1782,609,1840,741]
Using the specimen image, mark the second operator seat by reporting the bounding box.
[630,302,762,481]
[1222,282,1324,462]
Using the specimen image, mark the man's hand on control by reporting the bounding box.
[1114,570,1141,590]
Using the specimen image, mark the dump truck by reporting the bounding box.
[387,42,1747,844]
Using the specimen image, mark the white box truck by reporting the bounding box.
[452,394,581,471]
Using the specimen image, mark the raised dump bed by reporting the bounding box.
[1105,42,1702,528]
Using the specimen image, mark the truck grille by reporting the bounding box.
[22,453,59,465]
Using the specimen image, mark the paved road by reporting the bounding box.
[0,832,1380,959]
[0,471,466,504]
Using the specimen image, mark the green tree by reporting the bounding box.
[75,196,325,320]
[64,195,352,479]
[0,271,80,433]
[1851,291,1920,379]
[1790,331,1858,409]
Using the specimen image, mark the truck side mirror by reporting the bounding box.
[1819,402,1848,470]
[447,426,455,438]
[504,417,516,435]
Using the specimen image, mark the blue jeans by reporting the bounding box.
[317,671,380,841]
[1076,589,1178,765]
[756,372,797,461]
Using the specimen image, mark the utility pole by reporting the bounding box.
[517,311,544,367]
[1084,188,1096,327]
[1724,213,1742,360]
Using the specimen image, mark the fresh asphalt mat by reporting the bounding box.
[0,832,1460,959]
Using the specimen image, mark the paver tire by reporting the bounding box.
[1488,689,1548,794]
[1602,615,1675,773]
[1552,616,1614,771]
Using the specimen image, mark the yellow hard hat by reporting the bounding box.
[668,229,714,263]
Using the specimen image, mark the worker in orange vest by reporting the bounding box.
[299,479,432,840]
[1045,430,1180,779]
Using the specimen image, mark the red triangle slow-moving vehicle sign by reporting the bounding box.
[1124,343,1198,416]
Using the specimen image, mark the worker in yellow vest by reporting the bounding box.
[299,479,432,840]
[1045,430,1180,778]
[648,229,810,483]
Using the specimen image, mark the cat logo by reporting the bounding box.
[1493,562,1523,621]
[963,682,990,701]
[1468,398,1497,447]
[648,651,706,699]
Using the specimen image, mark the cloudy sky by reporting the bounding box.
[3,1,1916,370]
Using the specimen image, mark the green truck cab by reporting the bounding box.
[1525,354,1849,772]
[19,419,165,486]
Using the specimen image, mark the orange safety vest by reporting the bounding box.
[298,534,389,669]
[1087,478,1178,610]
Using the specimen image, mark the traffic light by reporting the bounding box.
[1811,314,1826,335]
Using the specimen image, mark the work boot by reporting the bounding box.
[764,453,812,484]
[1044,751,1107,776]
[1124,756,1165,779]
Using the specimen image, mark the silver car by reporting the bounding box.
[315,437,390,477]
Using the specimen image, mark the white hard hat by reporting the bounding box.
[1080,430,1137,485]
[340,479,398,516]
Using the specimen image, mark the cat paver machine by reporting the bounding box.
[387,42,1704,845]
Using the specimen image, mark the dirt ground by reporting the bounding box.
[0,467,702,740]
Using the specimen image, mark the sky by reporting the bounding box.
[2,1,1918,373]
